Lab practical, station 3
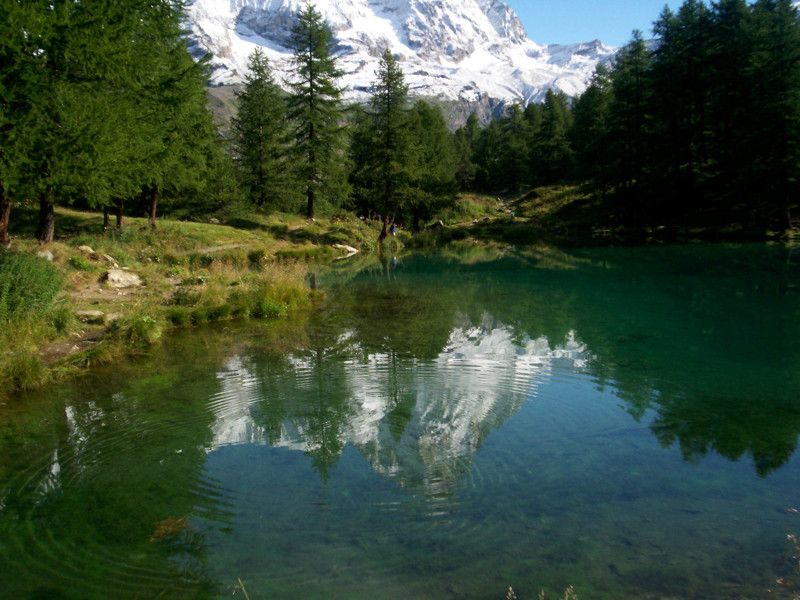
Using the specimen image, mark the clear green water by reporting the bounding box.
[2,244,800,600]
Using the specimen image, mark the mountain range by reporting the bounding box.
[185,0,619,106]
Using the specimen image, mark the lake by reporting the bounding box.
[2,243,800,600]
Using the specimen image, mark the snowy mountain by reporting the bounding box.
[185,0,617,105]
[207,316,591,496]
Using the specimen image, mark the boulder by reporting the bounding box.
[36,250,54,261]
[104,269,142,288]
[78,245,95,255]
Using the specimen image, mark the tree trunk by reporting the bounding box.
[0,181,10,247]
[116,198,124,229]
[103,205,110,231]
[148,185,159,229]
[377,214,389,246]
[36,184,55,244]
[306,186,315,220]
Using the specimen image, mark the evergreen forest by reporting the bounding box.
[3,0,800,246]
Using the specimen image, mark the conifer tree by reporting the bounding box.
[232,49,292,209]
[405,101,458,230]
[749,0,800,227]
[474,119,503,193]
[1,0,224,240]
[498,104,530,192]
[572,66,611,194]
[453,113,480,191]
[370,48,412,244]
[533,90,574,185]
[649,0,712,214]
[286,3,348,219]
[607,31,653,224]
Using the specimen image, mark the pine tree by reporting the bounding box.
[649,0,712,215]
[474,119,503,193]
[405,101,458,231]
[453,113,480,191]
[1,0,223,241]
[348,105,379,218]
[749,0,800,227]
[498,104,530,192]
[370,48,412,244]
[572,66,611,194]
[133,11,220,229]
[286,3,348,219]
[231,49,293,209]
[534,90,575,185]
[607,31,653,224]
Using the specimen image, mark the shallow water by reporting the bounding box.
[2,244,800,599]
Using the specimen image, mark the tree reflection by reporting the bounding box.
[0,331,237,599]
[310,246,800,478]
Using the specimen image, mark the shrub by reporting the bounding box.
[190,306,211,324]
[69,255,93,270]
[50,304,77,334]
[253,298,287,318]
[211,303,233,320]
[108,312,165,345]
[188,253,215,268]
[2,351,47,393]
[0,251,63,323]
[167,307,191,325]
[248,248,269,266]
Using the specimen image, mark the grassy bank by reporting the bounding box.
[0,207,394,401]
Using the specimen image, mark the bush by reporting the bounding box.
[50,304,77,334]
[108,312,165,345]
[0,251,63,323]
[253,298,287,318]
[69,255,93,270]
[167,307,191,325]
[1,351,47,394]
[190,306,211,324]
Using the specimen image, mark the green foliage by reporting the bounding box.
[0,251,63,323]
[232,49,296,210]
[349,49,421,239]
[404,101,459,230]
[1,351,47,393]
[286,4,349,219]
[571,0,800,232]
[108,312,165,346]
[69,256,93,271]
[1,0,235,242]
[167,307,191,326]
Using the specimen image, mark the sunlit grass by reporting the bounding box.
[1,205,377,399]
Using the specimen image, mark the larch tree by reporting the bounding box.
[286,3,347,220]
[370,48,412,245]
[231,48,292,209]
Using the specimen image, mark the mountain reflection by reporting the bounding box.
[264,245,800,480]
[210,313,589,493]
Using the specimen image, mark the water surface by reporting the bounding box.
[2,244,800,599]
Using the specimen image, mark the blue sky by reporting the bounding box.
[503,1,684,47]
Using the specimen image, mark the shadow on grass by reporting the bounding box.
[9,205,106,239]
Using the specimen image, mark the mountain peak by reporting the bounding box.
[186,0,617,104]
